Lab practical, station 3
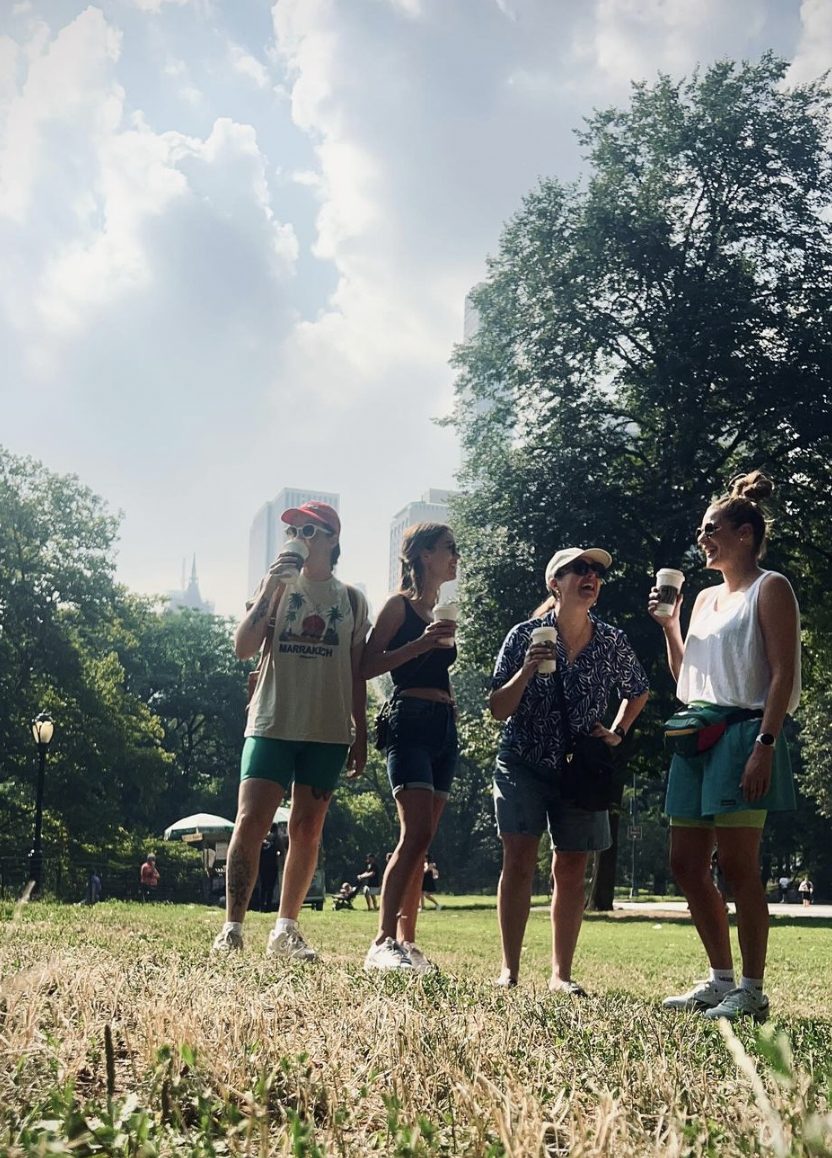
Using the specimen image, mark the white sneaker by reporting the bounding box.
[211,927,244,953]
[703,987,770,1023]
[662,980,726,1012]
[266,927,319,962]
[402,942,434,974]
[364,937,413,971]
[549,978,588,997]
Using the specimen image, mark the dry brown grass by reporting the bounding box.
[1,902,831,1156]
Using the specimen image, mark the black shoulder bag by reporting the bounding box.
[553,668,620,812]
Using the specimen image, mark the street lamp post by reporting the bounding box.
[28,712,55,896]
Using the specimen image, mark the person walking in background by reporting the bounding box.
[360,523,460,972]
[140,854,159,901]
[85,869,102,906]
[778,873,791,903]
[798,877,814,907]
[357,854,381,910]
[650,472,801,1023]
[212,501,370,960]
[421,856,441,910]
[258,825,280,912]
[490,546,649,994]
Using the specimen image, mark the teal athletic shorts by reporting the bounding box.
[665,716,795,823]
[240,737,349,793]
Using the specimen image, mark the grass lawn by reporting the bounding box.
[1,898,831,1156]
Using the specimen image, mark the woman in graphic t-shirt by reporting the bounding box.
[359,523,460,972]
[650,472,801,1024]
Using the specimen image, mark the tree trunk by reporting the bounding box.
[587,809,620,912]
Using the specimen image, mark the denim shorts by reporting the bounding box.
[386,698,459,798]
[493,748,611,852]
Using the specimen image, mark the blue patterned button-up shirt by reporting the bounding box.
[491,610,650,773]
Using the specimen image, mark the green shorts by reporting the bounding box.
[664,717,796,822]
[240,737,349,792]
[671,810,767,830]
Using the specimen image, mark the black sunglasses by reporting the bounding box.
[557,559,607,580]
[696,522,720,540]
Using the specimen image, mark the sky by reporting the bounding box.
[0,0,826,617]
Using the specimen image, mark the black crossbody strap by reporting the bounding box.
[553,666,574,756]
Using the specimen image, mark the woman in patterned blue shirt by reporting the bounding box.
[490,546,649,993]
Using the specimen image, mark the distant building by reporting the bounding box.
[389,489,460,600]
[168,555,214,614]
[248,487,340,596]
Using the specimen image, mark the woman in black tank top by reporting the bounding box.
[358,523,460,972]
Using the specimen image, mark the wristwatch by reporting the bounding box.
[613,725,627,740]
[755,732,776,748]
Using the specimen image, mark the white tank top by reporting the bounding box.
[676,571,801,712]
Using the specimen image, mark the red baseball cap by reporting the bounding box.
[281,501,341,536]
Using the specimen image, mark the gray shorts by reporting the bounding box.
[493,748,612,852]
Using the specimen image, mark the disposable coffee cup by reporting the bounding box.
[432,602,459,646]
[530,625,558,673]
[654,568,684,617]
[273,536,308,581]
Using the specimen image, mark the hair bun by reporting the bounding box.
[728,470,773,504]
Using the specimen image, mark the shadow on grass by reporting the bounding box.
[581,910,832,930]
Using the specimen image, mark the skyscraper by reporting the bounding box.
[388,489,460,599]
[248,487,340,596]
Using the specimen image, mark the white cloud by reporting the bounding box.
[788,0,832,85]
[0,8,122,223]
[228,43,270,89]
[581,0,767,86]
[127,0,189,12]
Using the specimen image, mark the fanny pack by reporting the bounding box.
[664,702,763,757]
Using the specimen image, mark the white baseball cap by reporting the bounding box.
[545,547,613,586]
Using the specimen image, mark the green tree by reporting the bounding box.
[448,56,832,905]
[129,606,251,828]
[0,448,172,884]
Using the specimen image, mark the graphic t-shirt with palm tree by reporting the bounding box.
[246,575,370,745]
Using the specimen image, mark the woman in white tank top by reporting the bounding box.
[648,472,801,1024]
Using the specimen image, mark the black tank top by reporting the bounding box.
[389,598,457,694]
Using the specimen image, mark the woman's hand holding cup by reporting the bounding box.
[417,620,456,652]
[647,585,683,627]
[522,641,556,676]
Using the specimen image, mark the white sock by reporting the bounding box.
[276,917,298,935]
[222,921,243,936]
[740,975,764,996]
[710,968,735,990]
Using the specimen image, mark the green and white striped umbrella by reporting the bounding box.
[163,813,235,841]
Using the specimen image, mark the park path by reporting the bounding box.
[612,900,832,918]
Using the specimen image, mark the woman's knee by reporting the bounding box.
[552,852,587,887]
[717,851,759,892]
[501,837,539,881]
[670,847,711,889]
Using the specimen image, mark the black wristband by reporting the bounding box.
[613,725,627,740]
